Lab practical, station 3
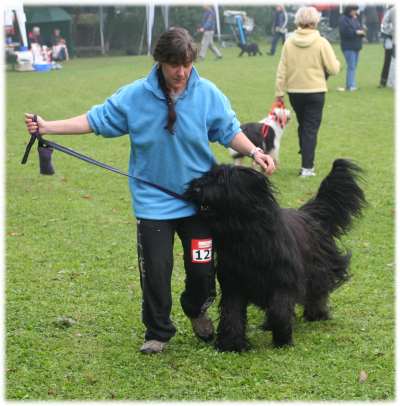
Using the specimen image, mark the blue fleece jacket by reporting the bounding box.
[87,64,241,220]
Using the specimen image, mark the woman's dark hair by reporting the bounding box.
[153,27,197,134]
[343,5,358,16]
[153,27,197,65]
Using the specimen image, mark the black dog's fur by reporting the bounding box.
[184,160,366,352]
[238,42,262,56]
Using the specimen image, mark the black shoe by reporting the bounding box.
[190,312,214,342]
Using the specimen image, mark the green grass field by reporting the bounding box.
[5,43,395,400]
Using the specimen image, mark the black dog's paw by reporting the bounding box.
[303,309,331,322]
[272,328,294,348]
[215,337,249,353]
[273,338,294,348]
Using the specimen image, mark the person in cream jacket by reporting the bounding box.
[275,6,340,177]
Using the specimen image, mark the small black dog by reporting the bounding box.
[184,160,366,352]
[238,42,262,56]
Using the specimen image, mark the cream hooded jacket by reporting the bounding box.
[275,28,340,96]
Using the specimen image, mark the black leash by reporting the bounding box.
[21,115,188,202]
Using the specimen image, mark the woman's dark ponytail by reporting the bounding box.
[157,67,177,134]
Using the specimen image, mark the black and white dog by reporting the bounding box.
[229,107,291,166]
[238,42,262,57]
[184,160,366,352]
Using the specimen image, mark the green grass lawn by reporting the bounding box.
[5,43,395,400]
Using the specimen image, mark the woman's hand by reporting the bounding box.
[24,113,46,135]
[253,149,276,175]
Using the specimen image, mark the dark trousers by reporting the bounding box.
[380,48,394,86]
[136,216,216,342]
[270,31,285,55]
[288,92,325,169]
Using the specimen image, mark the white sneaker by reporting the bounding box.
[300,167,316,177]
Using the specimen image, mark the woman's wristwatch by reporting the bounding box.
[249,147,264,159]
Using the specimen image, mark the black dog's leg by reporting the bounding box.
[303,294,331,322]
[238,50,244,57]
[260,306,272,331]
[216,290,249,352]
[260,310,271,331]
[262,306,297,331]
[268,291,295,347]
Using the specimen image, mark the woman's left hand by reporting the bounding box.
[253,150,276,175]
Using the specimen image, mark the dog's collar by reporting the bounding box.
[261,122,270,139]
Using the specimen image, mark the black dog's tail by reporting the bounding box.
[301,159,366,238]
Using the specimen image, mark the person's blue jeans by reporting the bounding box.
[343,50,360,89]
[270,31,285,55]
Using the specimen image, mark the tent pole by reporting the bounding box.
[99,6,105,55]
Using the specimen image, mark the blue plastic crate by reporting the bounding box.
[33,63,52,72]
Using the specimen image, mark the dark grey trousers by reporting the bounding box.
[136,216,215,342]
[288,92,325,169]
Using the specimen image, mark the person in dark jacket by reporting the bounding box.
[268,5,288,55]
[338,5,365,91]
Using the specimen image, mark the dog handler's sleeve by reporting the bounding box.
[207,89,241,147]
[87,86,129,138]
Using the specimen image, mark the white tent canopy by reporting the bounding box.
[3,1,221,55]
[4,0,28,48]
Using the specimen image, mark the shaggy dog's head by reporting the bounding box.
[184,164,278,223]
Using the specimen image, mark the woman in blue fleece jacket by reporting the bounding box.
[25,28,275,354]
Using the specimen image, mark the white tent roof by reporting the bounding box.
[2,1,221,55]
[4,0,28,48]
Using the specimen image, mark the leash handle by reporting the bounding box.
[21,114,39,164]
[269,99,288,128]
[269,99,285,112]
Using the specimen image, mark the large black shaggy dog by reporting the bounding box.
[184,159,366,352]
